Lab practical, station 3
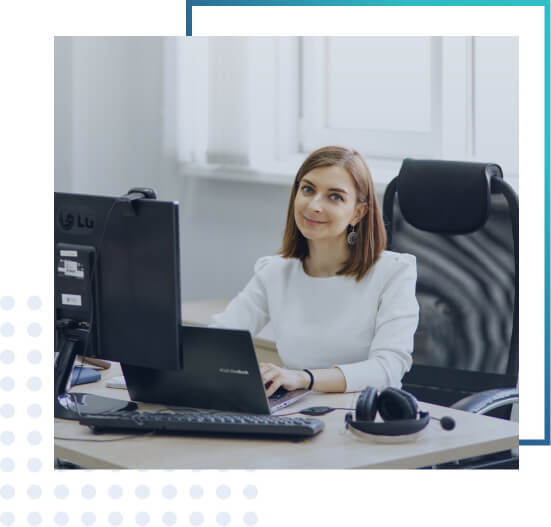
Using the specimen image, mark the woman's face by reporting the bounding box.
[294,165,364,244]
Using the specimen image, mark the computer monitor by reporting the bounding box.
[54,188,183,419]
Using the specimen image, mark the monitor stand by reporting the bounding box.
[54,321,137,421]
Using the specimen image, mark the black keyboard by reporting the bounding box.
[79,410,324,438]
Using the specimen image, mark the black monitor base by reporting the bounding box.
[55,393,137,421]
[55,321,138,421]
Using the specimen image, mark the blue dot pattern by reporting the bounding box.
[54,512,69,526]
[0,486,14,499]
[1,297,15,310]
[0,350,14,364]
[0,512,15,526]
[217,512,231,525]
[1,296,259,526]
[27,512,41,526]
[135,512,150,526]
[27,485,42,499]
[217,485,231,499]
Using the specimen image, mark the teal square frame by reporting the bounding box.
[185,0,551,445]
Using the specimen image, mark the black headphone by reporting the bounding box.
[345,386,455,438]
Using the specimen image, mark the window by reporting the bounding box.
[301,37,442,159]
[173,37,518,186]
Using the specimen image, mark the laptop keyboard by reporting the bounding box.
[269,387,288,401]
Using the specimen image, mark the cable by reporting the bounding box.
[54,432,155,442]
[274,407,355,417]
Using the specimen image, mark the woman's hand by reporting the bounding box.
[259,362,309,397]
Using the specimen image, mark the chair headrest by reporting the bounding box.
[396,158,502,234]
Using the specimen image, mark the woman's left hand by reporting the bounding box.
[259,362,309,397]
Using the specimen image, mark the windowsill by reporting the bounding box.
[179,160,518,196]
[178,158,403,195]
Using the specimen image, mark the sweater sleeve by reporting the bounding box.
[208,256,271,337]
[335,255,419,392]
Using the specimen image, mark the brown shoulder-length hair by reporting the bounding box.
[279,146,387,281]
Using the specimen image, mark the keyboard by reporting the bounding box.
[79,410,324,438]
[269,386,288,400]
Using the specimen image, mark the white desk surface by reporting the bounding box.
[182,299,276,349]
[55,363,518,470]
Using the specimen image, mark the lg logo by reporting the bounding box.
[58,210,95,232]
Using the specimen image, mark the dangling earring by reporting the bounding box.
[347,224,358,246]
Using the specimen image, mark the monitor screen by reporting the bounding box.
[54,192,182,371]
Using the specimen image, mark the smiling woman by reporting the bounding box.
[281,146,386,280]
[210,146,419,395]
[293,166,367,275]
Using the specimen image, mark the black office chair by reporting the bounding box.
[383,158,519,469]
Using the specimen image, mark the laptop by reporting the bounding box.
[120,325,311,414]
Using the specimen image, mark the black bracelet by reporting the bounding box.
[303,369,314,390]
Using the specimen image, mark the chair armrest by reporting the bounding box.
[451,388,518,415]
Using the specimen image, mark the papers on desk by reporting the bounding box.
[105,375,127,390]
[70,366,101,387]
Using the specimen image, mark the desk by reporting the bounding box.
[56,300,518,469]
[55,363,518,469]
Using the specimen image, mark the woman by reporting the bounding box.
[210,146,419,395]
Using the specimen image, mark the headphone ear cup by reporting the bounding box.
[355,386,378,422]
[377,387,418,421]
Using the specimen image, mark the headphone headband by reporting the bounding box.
[346,410,430,436]
[346,387,431,440]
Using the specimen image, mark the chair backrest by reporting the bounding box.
[383,159,519,410]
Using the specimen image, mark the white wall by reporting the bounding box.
[178,177,291,300]
[54,37,296,301]
[54,38,73,193]
[55,37,164,196]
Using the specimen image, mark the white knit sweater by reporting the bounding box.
[210,251,419,392]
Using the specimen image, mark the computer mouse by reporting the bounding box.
[299,406,335,416]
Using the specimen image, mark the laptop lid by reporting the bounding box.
[122,326,308,415]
